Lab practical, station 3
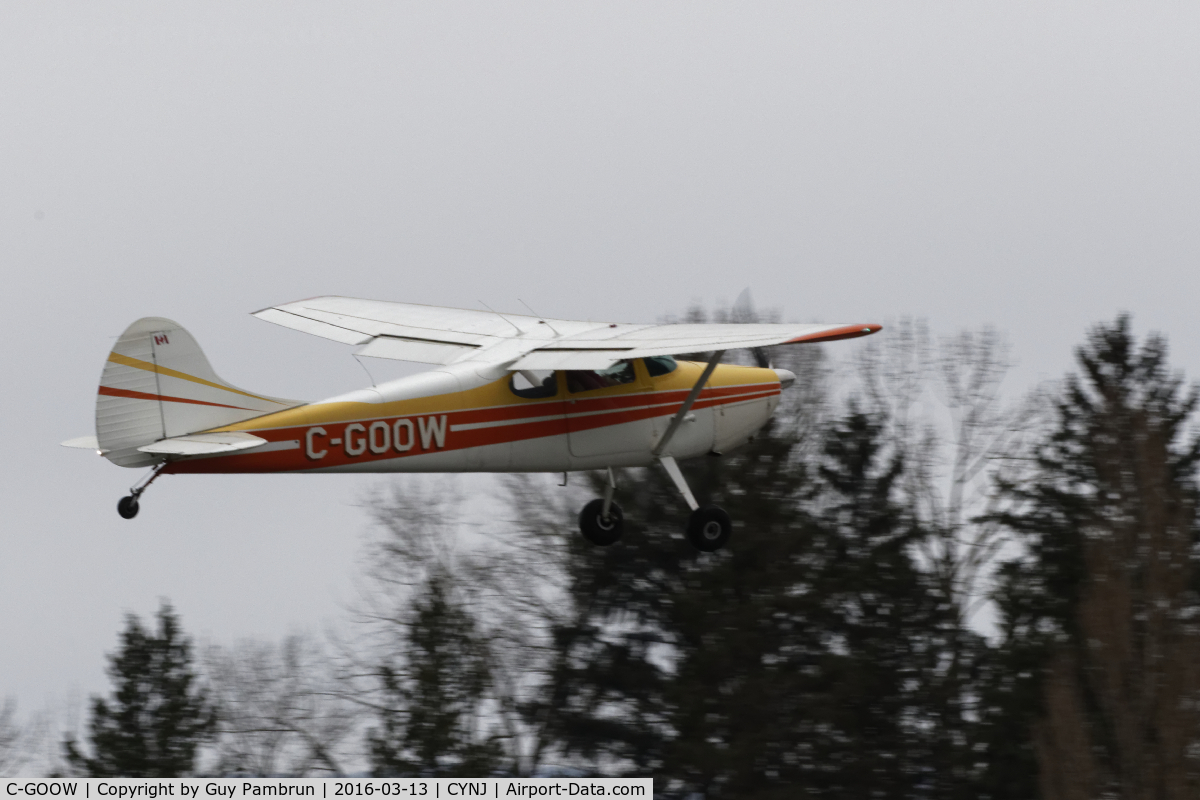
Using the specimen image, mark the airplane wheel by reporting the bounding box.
[687,506,731,552]
[579,499,624,546]
[117,496,140,520]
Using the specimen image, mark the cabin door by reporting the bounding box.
[565,361,653,458]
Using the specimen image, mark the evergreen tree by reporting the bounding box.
[791,410,965,797]
[522,346,828,783]
[367,572,504,777]
[64,602,215,777]
[987,316,1200,798]
[660,410,956,798]
[528,400,970,797]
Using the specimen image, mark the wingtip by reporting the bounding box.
[785,323,883,345]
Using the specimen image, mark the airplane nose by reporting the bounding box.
[773,369,796,390]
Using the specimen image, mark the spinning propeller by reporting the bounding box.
[733,287,773,369]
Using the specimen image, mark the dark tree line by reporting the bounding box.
[53,316,1200,797]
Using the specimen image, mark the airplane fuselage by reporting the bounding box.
[164,358,785,476]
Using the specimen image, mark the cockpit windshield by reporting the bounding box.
[644,355,678,377]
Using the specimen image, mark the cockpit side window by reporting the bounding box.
[566,360,637,393]
[644,355,678,378]
[510,370,558,399]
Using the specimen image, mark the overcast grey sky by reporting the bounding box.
[3,2,1200,724]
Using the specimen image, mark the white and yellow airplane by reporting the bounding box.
[64,297,880,551]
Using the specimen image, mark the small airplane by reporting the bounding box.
[64,296,880,551]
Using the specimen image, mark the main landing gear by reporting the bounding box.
[116,463,167,519]
[579,467,624,545]
[578,349,734,552]
[661,455,732,552]
[686,506,732,553]
[577,459,733,552]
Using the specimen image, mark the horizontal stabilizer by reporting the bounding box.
[137,431,268,456]
[61,435,102,451]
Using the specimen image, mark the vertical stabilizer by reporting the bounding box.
[96,317,300,467]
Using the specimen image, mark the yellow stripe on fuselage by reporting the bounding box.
[106,352,289,405]
[208,361,779,434]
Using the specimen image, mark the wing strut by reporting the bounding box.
[652,350,725,457]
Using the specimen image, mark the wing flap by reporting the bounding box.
[510,351,627,371]
[355,335,479,365]
[137,431,269,456]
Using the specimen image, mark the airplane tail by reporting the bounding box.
[95,317,300,467]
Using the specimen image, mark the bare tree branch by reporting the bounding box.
[203,634,358,776]
[0,697,44,778]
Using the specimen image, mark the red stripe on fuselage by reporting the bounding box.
[165,383,780,474]
[564,387,779,435]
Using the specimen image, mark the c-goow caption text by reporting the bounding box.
[4,780,650,799]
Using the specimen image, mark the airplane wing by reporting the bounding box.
[509,322,881,370]
[253,296,880,370]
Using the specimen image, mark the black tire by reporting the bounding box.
[579,499,624,546]
[117,495,140,520]
[687,506,731,552]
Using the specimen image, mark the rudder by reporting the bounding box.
[96,317,300,467]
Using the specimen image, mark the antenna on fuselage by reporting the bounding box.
[479,301,525,335]
[518,298,562,337]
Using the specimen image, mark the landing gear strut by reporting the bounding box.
[653,350,733,552]
[579,467,623,546]
[660,455,732,552]
[578,350,736,551]
[575,461,734,552]
[116,463,167,520]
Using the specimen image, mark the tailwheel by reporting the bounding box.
[115,462,166,520]
[687,506,732,552]
[579,498,624,546]
[117,496,140,520]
